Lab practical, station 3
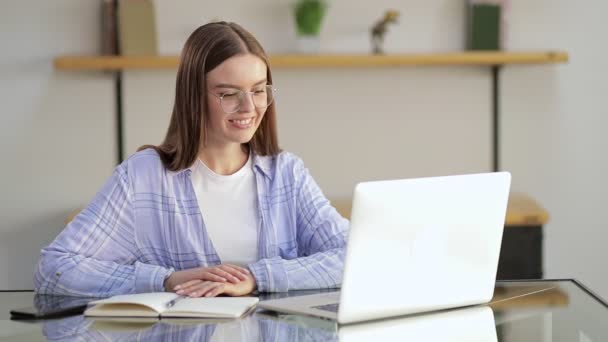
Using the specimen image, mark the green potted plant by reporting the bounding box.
[293,0,327,52]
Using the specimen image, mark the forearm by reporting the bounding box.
[248,247,345,292]
[34,247,173,297]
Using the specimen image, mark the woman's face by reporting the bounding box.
[205,53,269,149]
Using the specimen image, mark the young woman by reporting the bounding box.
[34,22,348,298]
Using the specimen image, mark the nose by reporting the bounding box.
[239,92,255,112]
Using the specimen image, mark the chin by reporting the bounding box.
[231,126,259,142]
[232,132,256,144]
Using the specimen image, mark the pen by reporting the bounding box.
[166,295,187,308]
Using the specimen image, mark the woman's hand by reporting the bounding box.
[164,264,251,292]
[173,273,257,297]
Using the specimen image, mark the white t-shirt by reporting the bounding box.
[190,155,259,266]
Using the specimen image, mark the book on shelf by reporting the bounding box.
[117,0,158,55]
[100,0,118,55]
[467,0,504,50]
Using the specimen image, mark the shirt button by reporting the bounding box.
[55,272,61,277]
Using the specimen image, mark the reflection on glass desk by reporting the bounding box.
[1,279,607,341]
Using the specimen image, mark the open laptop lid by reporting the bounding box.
[337,172,511,324]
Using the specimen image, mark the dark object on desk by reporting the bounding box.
[497,226,543,279]
[10,304,87,320]
[10,294,92,320]
[467,3,502,50]
[497,193,548,280]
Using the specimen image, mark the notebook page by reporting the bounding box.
[88,292,179,314]
[163,297,259,318]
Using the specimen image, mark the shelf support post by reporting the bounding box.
[492,65,501,172]
[112,0,124,164]
[114,71,124,163]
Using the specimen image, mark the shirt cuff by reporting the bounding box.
[134,262,174,293]
[248,257,288,292]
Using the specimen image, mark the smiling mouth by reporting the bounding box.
[228,117,255,129]
[228,118,254,125]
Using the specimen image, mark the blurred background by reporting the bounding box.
[0,0,606,304]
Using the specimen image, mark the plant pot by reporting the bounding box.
[295,35,321,53]
[293,0,326,53]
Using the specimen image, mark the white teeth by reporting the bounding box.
[232,118,252,125]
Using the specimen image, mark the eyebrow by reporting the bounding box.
[214,79,267,89]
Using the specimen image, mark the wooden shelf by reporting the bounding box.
[54,51,568,70]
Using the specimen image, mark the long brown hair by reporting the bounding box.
[139,22,280,171]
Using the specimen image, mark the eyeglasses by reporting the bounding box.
[209,85,276,114]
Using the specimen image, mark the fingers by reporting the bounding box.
[197,282,225,298]
[200,271,228,283]
[172,264,253,293]
[224,264,251,276]
[218,264,251,281]
[176,280,225,298]
[172,272,227,292]
[206,268,240,283]
[205,283,227,298]
[174,279,203,292]
[175,279,202,294]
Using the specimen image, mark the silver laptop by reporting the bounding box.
[258,172,511,324]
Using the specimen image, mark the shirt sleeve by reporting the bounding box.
[249,158,349,292]
[34,163,173,297]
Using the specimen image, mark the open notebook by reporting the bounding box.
[84,292,259,319]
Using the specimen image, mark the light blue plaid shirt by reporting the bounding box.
[41,313,336,340]
[34,149,349,297]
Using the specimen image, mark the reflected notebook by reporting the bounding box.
[84,293,258,319]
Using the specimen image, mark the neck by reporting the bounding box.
[198,143,249,175]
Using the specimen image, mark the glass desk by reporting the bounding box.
[1,279,606,341]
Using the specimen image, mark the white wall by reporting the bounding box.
[128,0,492,196]
[0,0,116,289]
[1,0,606,300]
[124,0,608,300]
[502,0,608,298]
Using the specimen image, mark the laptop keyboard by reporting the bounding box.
[312,302,340,313]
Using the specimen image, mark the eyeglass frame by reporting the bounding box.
[208,84,277,114]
